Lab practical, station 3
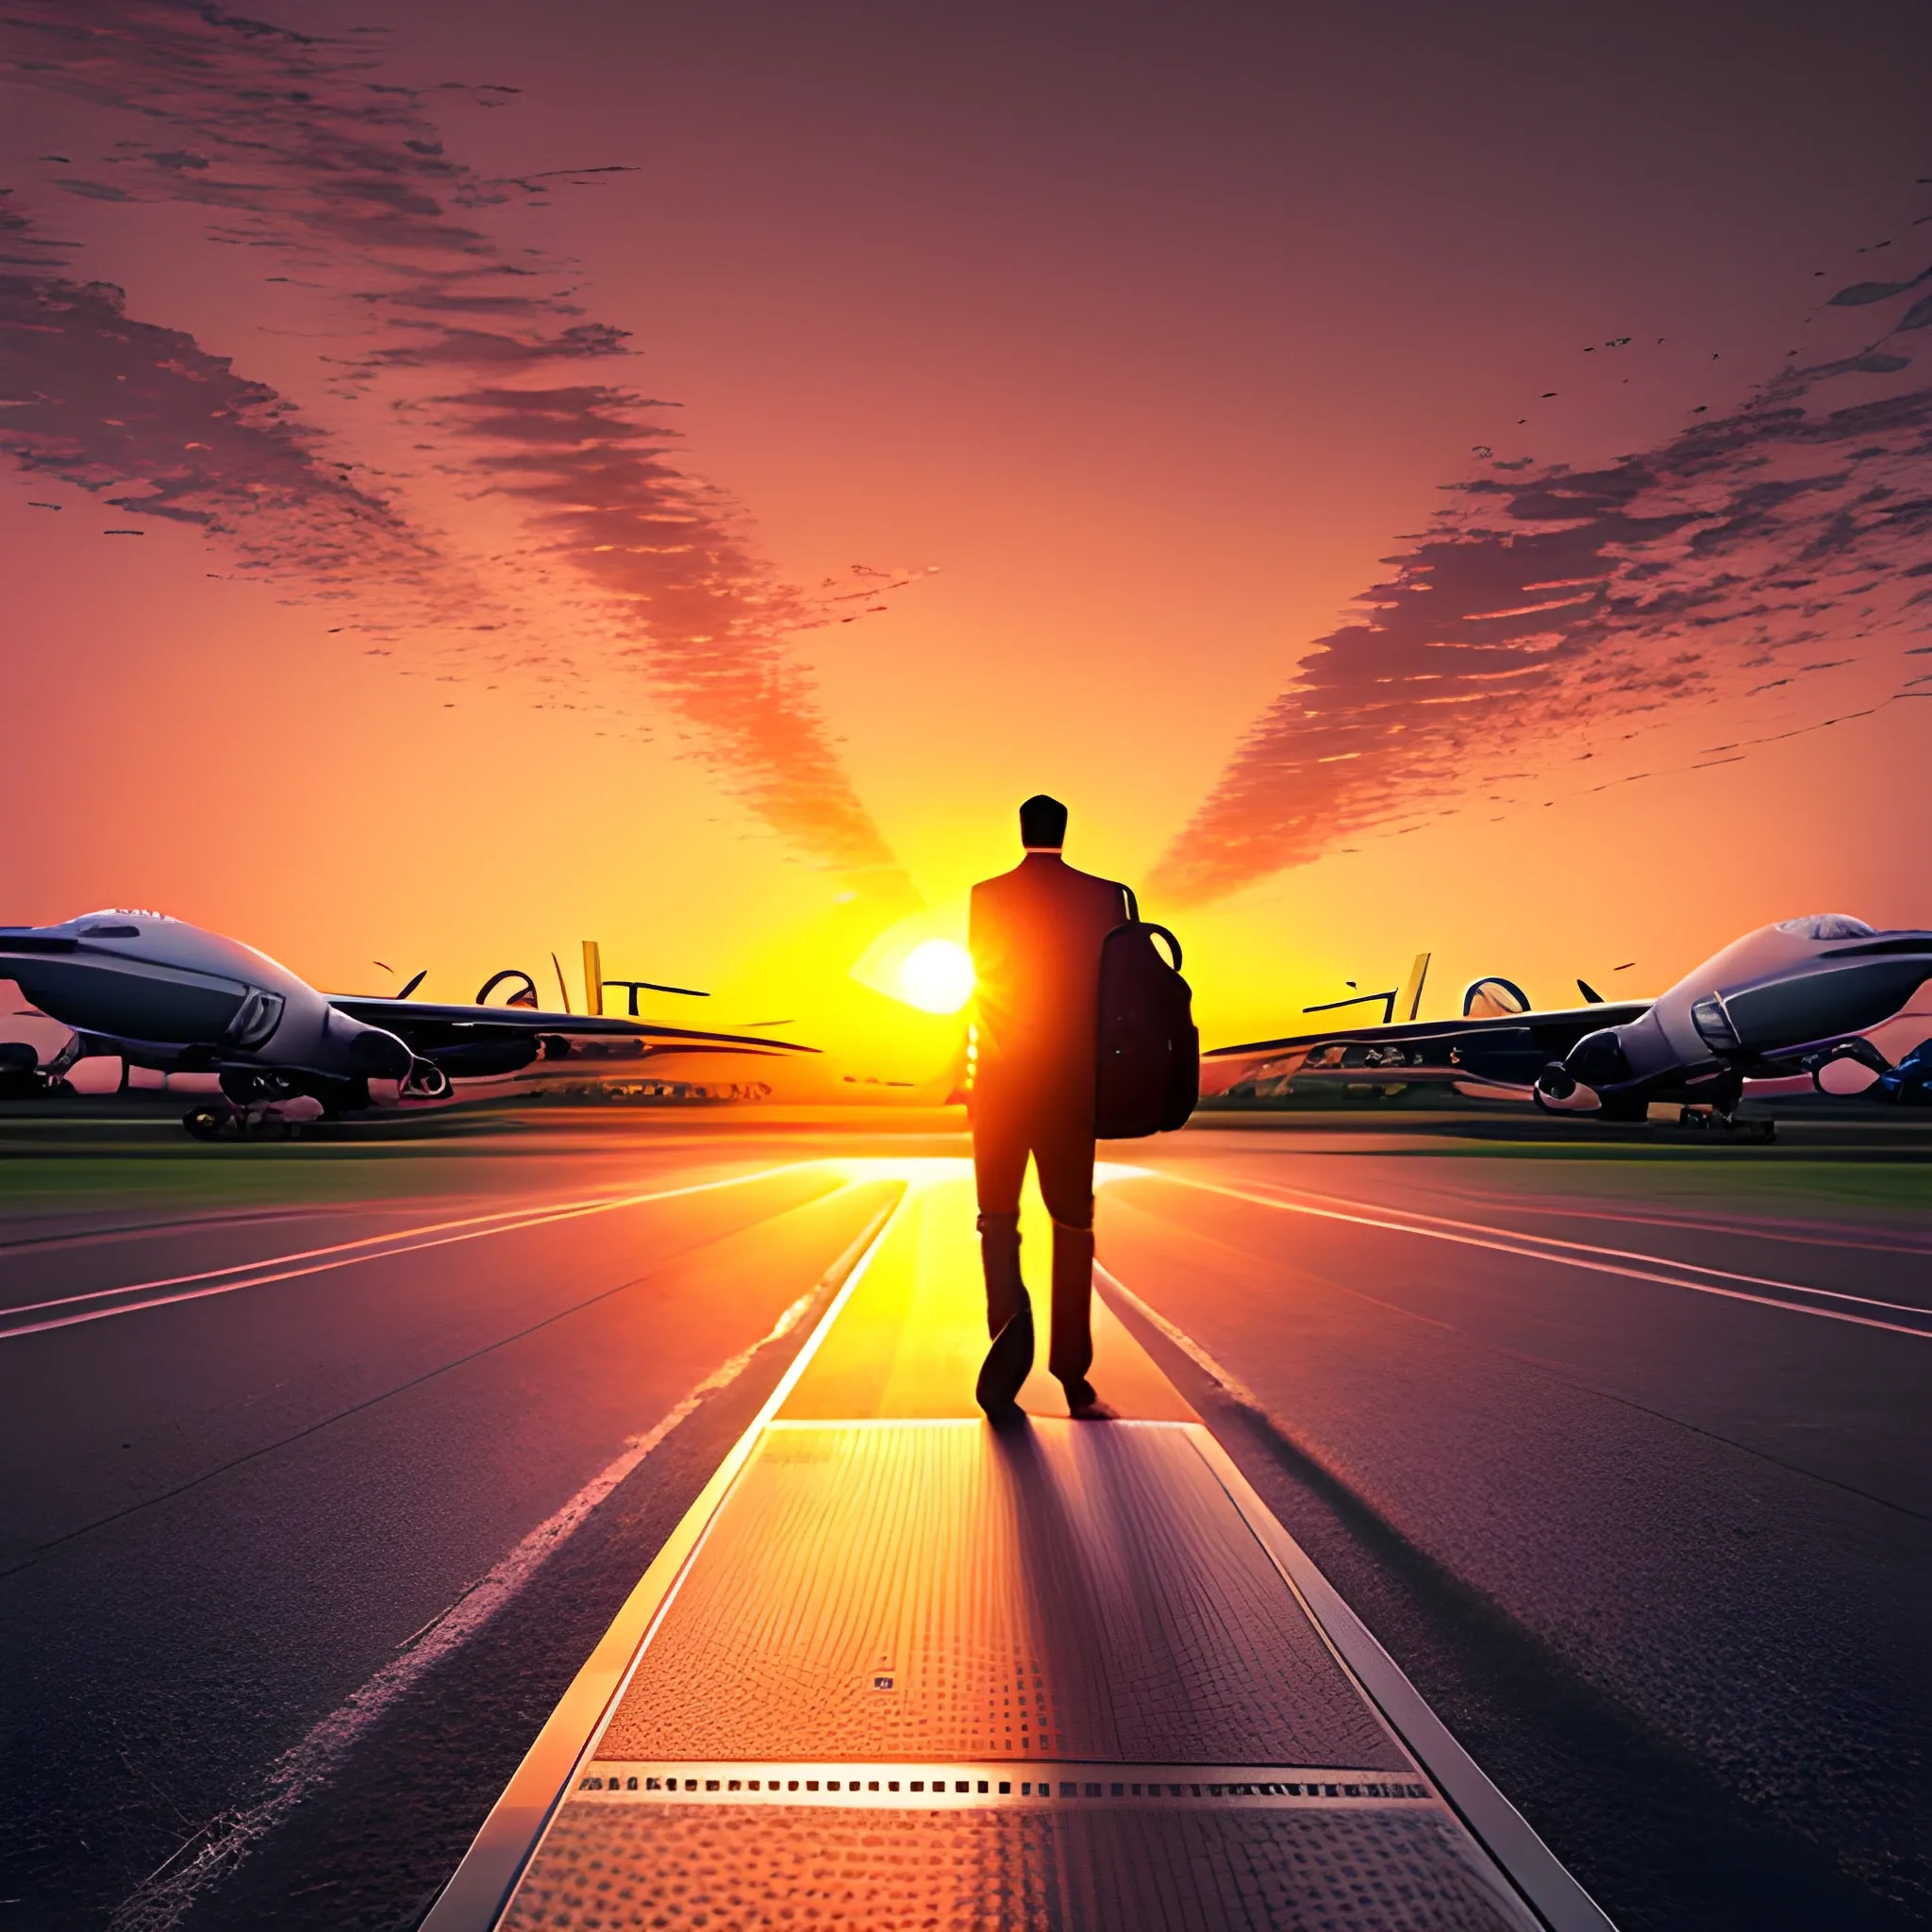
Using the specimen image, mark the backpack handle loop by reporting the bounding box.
[1142,923,1183,973]
[1113,886,1180,969]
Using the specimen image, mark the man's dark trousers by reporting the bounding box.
[972,1065,1096,1388]
[968,844,1124,1397]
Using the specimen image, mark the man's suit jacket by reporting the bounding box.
[969,853,1128,1094]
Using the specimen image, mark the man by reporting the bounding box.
[967,793,1129,1421]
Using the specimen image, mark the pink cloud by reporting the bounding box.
[0,0,904,882]
[1152,285,1932,906]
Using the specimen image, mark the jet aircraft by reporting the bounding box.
[1203,914,1932,1128]
[0,910,815,1139]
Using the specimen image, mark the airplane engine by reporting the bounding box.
[273,999,414,1082]
[1532,1063,1600,1112]
[403,1057,452,1098]
[1534,1025,1634,1114]
[417,1034,541,1080]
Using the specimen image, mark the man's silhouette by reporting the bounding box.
[968,793,1128,1420]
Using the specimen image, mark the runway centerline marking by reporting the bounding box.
[0,1163,828,1340]
[1141,1173,1932,1337]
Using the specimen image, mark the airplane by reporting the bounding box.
[0,909,816,1140]
[1202,914,1932,1131]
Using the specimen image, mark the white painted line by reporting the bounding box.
[1353,1191,1932,1259]
[1093,1263,1271,1411]
[1236,1178,1932,1306]
[417,1179,914,1932]
[430,1182,1610,1932]
[1185,1426,1617,1932]
[0,1164,823,1340]
[103,1181,898,1932]
[1139,1173,1932,1337]
[1090,1266,1612,1929]
[0,1204,387,1260]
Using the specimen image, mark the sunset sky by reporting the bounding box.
[3,0,1927,1084]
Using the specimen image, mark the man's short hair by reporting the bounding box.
[1020,793,1068,849]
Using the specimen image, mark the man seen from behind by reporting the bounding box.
[967,793,1129,1422]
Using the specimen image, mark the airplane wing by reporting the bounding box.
[1202,1001,1651,1101]
[326,996,817,1081]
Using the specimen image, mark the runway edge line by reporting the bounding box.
[99,1182,901,1932]
[416,1182,909,1932]
[2,1162,824,1340]
[1096,1263,1618,1932]
[1138,1171,1932,1336]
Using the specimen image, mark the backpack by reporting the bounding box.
[1095,888,1199,1138]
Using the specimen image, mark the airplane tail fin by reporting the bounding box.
[1399,952,1431,1023]
[1462,975,1531,1019]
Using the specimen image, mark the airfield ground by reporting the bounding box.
[1,1101,1925,1930]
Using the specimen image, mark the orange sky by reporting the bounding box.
[2,0,1927,1086]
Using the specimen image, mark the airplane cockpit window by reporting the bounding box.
[1774,914,1875,941]
[79,924,142,939]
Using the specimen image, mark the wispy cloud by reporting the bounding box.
[0,199,426,579]
[1151,269,1932,906]
[441,380,900,862]
[0,0,904,879]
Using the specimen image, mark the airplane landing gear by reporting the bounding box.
[1677,1104,1775,1142]
[181,1092,326,1141]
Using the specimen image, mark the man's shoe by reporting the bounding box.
[976,1289,1034,1419]
[1060,1376,1116,1421]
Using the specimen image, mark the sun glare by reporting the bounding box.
[897,938,974,1014]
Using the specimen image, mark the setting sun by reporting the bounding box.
[896,938,975,1013]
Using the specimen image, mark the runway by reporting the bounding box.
[0,1109,1925,1929]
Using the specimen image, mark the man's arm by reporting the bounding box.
[967,882,991,1032]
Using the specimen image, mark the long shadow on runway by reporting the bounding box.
[1100,1285,1924,1932]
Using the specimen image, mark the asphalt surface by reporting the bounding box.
[1,1108,1926,1930]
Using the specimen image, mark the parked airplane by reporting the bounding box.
[1204,914,1932,1128]
[0,910,815,1138]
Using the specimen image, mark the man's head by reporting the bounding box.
[1019,793,1068,851]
